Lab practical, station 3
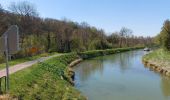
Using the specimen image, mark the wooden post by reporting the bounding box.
[0,78,1,94]
[4,76,7,93]
[5,35,9,92]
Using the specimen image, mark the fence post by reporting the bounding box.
[0,78,1,94]
[4,76,7,93]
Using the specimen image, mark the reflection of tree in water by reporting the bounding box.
[75,50,141,81]
[118,50,143,73]
[161,76,170,97]
[118,51,135,72]
[75,58,104,81]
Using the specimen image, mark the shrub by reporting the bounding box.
[78,47,143,59]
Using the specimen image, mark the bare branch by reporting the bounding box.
[8,1,38,17]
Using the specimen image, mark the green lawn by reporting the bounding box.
[143,49,170,69]
[143,49,170,62]
[0,52,60,70]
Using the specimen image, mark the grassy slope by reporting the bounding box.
[0,52,59,70]
[143,49,170,62]
[143,49,170,65]
[7,53,86,100]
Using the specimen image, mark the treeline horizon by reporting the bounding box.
[0,1,153,57]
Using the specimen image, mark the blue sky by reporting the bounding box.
[0,0,170,36]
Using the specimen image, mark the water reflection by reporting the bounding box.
[74,50,170,100]
[161,76,170,97]
[118,51,133,72]
[75,50,138,81]
[74,59,104,81]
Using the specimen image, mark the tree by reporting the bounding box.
[107,32,120,47]
[8,1,39,49]
[154,34,162,46]
[0,0,154,57]
[9,1,38,16]
[70,34,85,52]
[159,20,170,50]
[0,4,9,36]
[43,18,56,52]
[119,27,133,47]
[9,1,38,33]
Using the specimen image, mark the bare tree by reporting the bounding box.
[8,1,38,33]
[119,27,133,47]
[8,1,39,49]
[9,1,38,17]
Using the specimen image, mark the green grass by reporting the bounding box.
[3,53,86,100]
[143,49,170,69]
[143,49,170,62]
[0,52,60,70]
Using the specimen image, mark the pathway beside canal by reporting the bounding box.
[0,54,62,78]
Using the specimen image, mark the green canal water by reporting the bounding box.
[74,50,170,100]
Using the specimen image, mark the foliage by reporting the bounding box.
[0,1,153,59]
[78,46,143,59]
[156,20,170,51]
[88,39,112,50]
[70,37,85,52]
[0,54,4,64]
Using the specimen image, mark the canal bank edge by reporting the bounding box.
[142,50,170,77]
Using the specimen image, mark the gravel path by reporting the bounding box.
[0,54,63,78]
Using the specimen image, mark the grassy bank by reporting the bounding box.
[143,49,170,76]
[143,49,170,62]
[1,53,86,100]
[0,47,143,99]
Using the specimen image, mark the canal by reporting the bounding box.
[74,50,170,100]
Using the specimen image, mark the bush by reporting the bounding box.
[88,39,112,50]
[78,47,143,59]
[0,54,5,64]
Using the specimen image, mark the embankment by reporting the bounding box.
[2,53,86,100]
[143,49,170,77]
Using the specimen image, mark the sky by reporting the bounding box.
[0,0,170,37]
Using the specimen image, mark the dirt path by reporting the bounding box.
[0,54,63,78]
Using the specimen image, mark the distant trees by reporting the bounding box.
[107,28,152,48]
[0,1,154,58]
[8,1,42,56]
[9,1,38,16]
[0,5,9,36]
[9,1,38,36]
[119,27,133,47]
